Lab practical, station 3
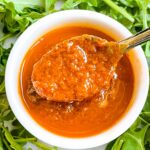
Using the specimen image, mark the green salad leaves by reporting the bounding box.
[0,0,150,150]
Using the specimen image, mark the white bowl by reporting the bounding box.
[5,10,149,149]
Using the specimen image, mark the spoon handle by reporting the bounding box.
[119,27,150,52]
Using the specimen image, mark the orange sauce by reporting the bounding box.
[19,26,134,137]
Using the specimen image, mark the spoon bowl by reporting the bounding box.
[31,27,150,102]
[31,34,121,102]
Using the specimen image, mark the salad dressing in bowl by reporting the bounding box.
[19,25,134,137]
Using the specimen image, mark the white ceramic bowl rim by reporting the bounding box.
[5,10,149,149]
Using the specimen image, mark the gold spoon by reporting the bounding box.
[31,28,150,102]
[119,27,150,51]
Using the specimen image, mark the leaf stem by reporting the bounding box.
[1,134,11,150]
[139,115,149,125]
[0,80,5,93]
[32,141,57,150]
[15,138,36,143]
[0,33,13,42]
[142,8,150,57]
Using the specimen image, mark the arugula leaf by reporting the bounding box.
[6,0,44,13]
[0,0,46,34]
[61,0,81,9]
[0,46,11,94]
[1,127,22,150]
[106,117,150,150]
[105,140,116,150]
[135,0,150,57]
[119,0,136,8]
[145,127,150,148]
[103,0,134,22]
[45,0,56,12]
[143,88,150,113]
[0,95,9,122]
[1,132,11,150]
[0,130,4,150]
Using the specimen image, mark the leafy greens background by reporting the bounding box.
[0,0,150,150]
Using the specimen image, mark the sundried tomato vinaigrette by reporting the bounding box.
[19,26,134,137]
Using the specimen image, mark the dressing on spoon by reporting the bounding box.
[31,28,150,102]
